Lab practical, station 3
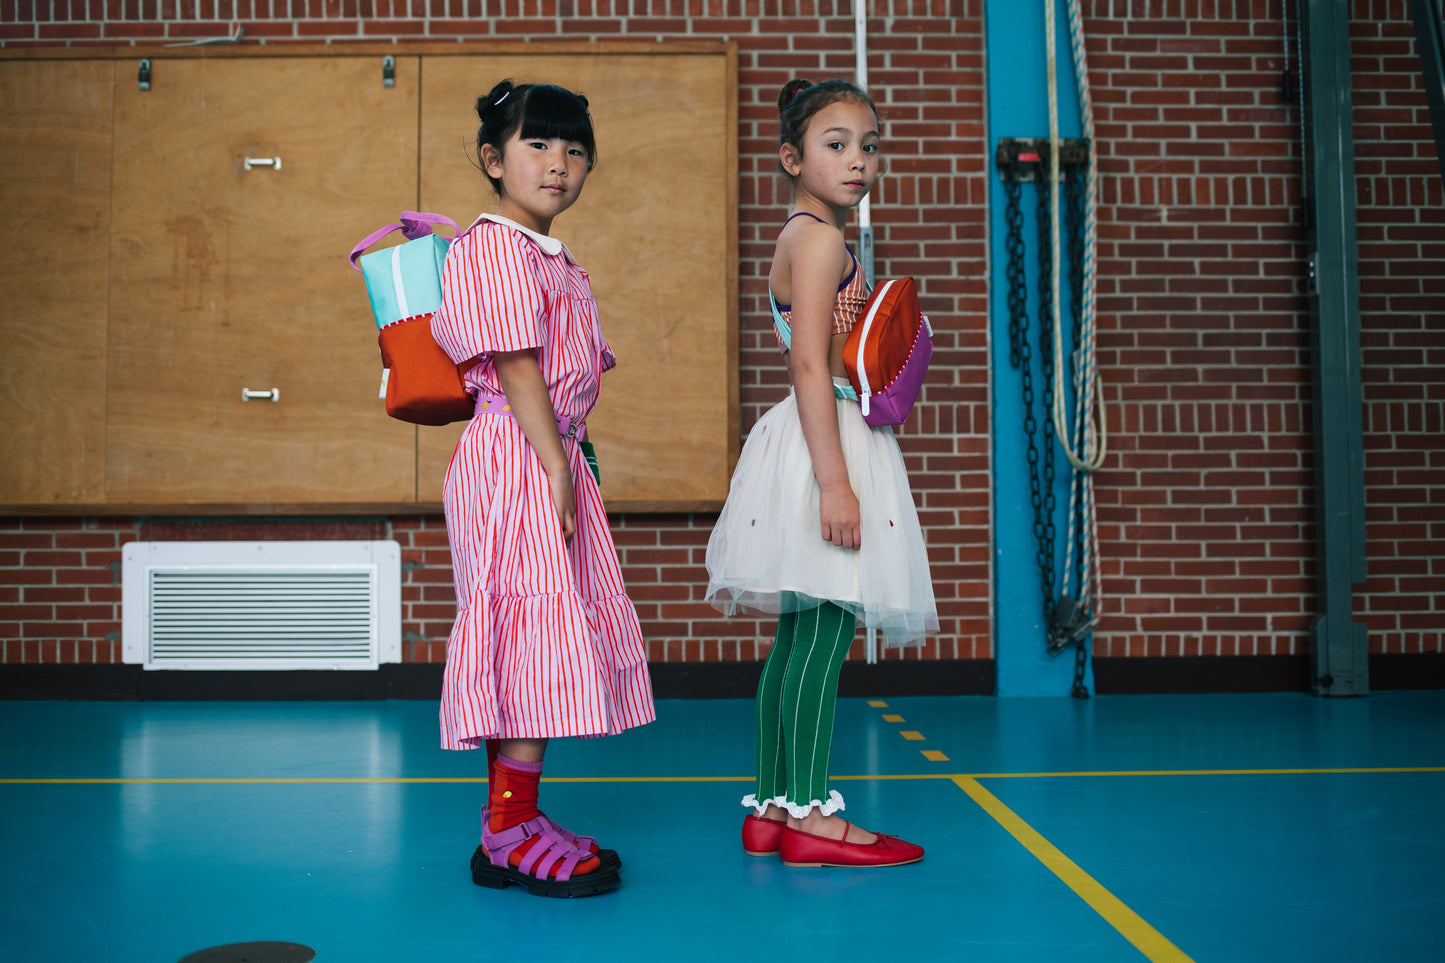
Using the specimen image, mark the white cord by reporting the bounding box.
[1049,0,1106,629]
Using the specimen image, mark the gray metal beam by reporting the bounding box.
[1408,0,1445,184]
[1300,0,1369,696]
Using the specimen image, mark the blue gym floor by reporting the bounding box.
[1,692,1442,962]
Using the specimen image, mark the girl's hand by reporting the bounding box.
[547,464,577,540]
[819,482,862,550]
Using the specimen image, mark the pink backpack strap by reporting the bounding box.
[349,211,460,271]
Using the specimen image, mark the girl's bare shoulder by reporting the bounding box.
[776,215,849,276]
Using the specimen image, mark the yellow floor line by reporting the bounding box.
[3,766,1440,786]
[953,775,1195,963]
[970,767,1445,778]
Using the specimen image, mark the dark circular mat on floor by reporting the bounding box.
[177,942,316,963]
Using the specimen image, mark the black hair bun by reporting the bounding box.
[778,79,813,111]
[477,80,516,124]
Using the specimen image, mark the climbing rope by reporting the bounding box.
[1045,0,1107,689]
[1048,0,1107,474]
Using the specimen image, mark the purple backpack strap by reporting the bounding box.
[349,211,460,271]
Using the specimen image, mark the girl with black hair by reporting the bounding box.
[431,80,655,898]
[706,78,936,868]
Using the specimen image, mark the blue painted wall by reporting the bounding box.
[987,0,1096,697]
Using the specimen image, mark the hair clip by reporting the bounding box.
[494,90,510,106]
[789,85,810,103]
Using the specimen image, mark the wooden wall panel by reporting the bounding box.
[417,53,737,509]
[0,61,113,505]
[0,45,734,512]
[105,56,421,504]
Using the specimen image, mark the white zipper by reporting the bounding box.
[851,278,898,417]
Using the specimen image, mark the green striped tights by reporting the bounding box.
[751,601,856,814]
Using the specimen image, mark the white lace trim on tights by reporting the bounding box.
[742,793,787,815]
[741,789,845,819]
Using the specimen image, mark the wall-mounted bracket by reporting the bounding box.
[383,55,395,88]
[138,59,151,92]
[996,136,1087,184]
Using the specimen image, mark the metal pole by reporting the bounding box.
[1407,0,1445,185]
[1300,0,1369,695]
[856,0,876,290]
[857,0,878,666]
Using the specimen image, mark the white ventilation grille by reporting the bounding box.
[123,541,402,670]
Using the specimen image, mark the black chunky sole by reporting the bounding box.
[469,845,621,898]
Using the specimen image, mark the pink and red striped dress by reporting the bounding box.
[431,213,655,749]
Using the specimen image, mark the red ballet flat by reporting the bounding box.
[779,822,924,868]
[741,813,787,856]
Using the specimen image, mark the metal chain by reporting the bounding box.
[1004,177,1048,612]
[1035,172,1058,613]
[1003,143,1093,698]
[1005,179,1028,370]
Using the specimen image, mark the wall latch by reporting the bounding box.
[996,136,1088,184]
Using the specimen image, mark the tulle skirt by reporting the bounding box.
[705,387,938,648]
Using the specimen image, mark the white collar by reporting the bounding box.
[466,212,576,262]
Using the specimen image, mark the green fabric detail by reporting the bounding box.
[580,439,600,484]
[752,601,857,811]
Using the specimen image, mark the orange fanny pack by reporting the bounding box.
[843,276,934,427]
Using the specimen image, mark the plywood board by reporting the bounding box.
[105,56,421,504]
[0,61,113,505]
[417,53,737,508]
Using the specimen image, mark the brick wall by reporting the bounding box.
[1086,1,1317,657]
[1080,0,1443,658]
[2,0,1441,670]
[1351,1,1445,656]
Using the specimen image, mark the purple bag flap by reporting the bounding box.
[860,325,933,428]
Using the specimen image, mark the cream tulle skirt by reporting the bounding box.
[705,386,938,648]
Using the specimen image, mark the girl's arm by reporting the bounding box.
[493,349,576,539]
[786,230,861,550]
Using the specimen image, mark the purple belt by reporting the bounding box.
[474,393,585,441]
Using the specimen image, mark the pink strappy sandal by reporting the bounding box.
[541,814,623,871]
[470,816,620,898]
[480,808,622,871]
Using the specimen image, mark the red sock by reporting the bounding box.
[488,754,542,831]
[486,742,601,857]
[489,754,599,877]
[485,739,500,791]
